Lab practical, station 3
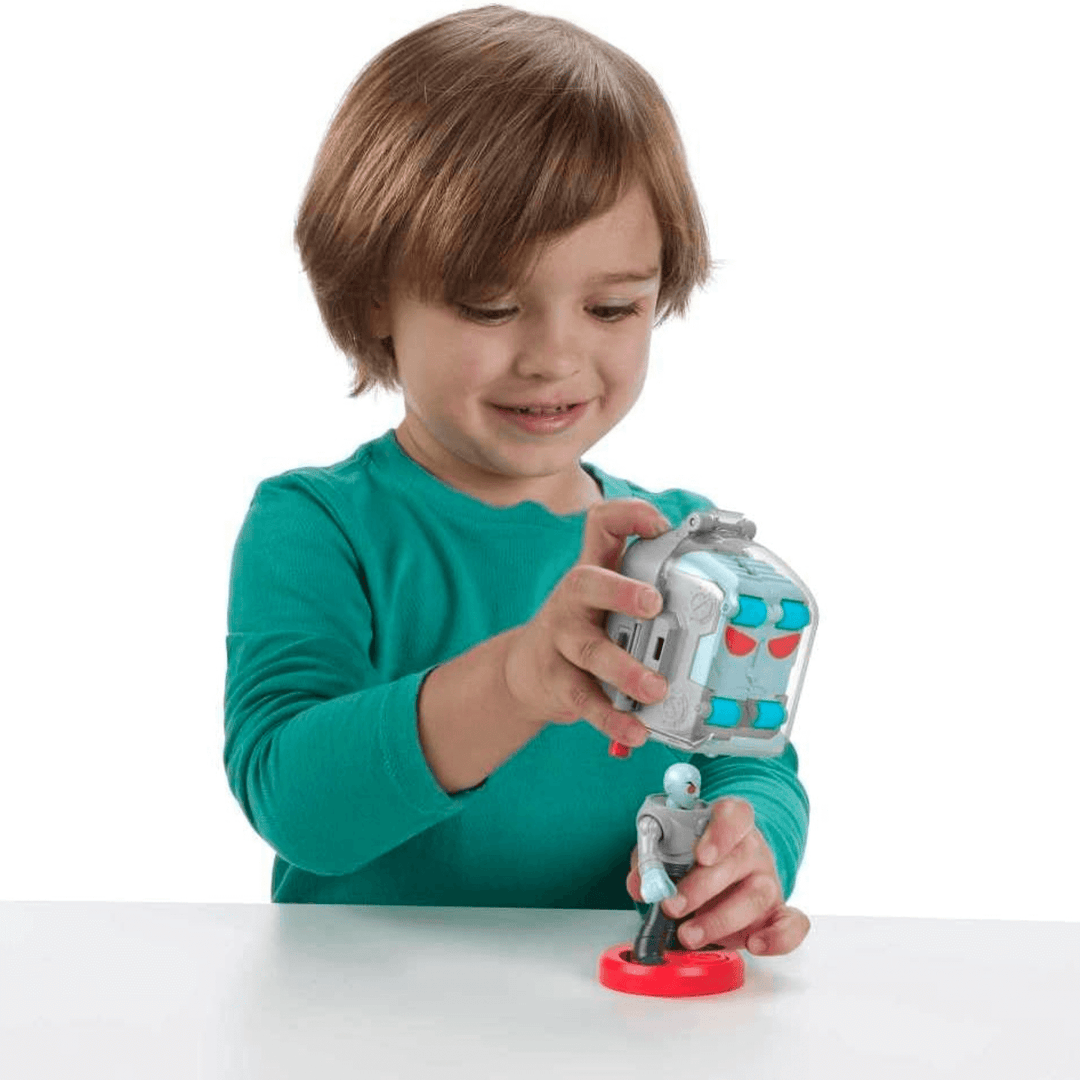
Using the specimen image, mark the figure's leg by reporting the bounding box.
[631,900,668,966]
[631,861,692,964]
[658,862,693,952]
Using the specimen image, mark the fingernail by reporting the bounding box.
[749,935,767,953]
[640,588,662,616]
[644,672,666,696]
[667,894,687,915]
[697,845,717,866]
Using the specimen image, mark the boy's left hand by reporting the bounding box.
[625,796,810,956]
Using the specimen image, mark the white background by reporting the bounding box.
[2,1,1076,920]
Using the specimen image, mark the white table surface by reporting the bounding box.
[1,902,1077,1079]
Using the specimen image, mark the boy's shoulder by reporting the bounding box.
[585,460,717,524]
[239,431,401,541]
[249,430,396,502]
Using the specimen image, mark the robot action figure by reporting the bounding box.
[597,762,746,997]
[632,762,709,965]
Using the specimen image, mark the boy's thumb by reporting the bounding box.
[578,499,670,571]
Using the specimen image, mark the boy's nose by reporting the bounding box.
[511,347,583,380]
[510,318,586,379]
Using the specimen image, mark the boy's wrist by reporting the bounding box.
[493,626,549,733]
[416,629,546,794]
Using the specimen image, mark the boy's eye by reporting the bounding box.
[455,305,512,322]
[455,302,642,324]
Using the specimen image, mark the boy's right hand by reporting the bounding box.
[501,498,671,749]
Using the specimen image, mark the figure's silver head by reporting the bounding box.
[664,763,702,809]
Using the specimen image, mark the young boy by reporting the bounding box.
[225,4,810,957]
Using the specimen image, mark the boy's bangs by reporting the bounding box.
[389,102,649,309]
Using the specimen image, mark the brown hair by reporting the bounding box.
[295,4,719,397]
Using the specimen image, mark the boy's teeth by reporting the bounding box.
[516,405,568,415]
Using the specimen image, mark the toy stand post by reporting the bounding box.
[597,943,744,997]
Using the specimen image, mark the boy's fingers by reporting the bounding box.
[594,706,650,749]
[678,871,781,950]
[557,564,663,625]
[696,797,757,867]
[577,499,671,572]
[663,832,756,918]
[626,847,642,901]
[558,668,648,745]
[746,906,811,956]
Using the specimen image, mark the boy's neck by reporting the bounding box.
[393,421,602,515]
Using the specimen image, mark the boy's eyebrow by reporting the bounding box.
[461,267,661,303]
[588,267,661,283]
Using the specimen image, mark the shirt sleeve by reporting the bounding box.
[223,475,481,877]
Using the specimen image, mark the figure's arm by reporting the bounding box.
[636,813,677,903]
[224,476,506,877]
[692,742,809,900]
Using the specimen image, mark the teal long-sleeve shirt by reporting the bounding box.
[224,428,809,907]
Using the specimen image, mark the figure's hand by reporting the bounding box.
[501,499,671,750]
[626,798,811,956]
[639,866,678,905]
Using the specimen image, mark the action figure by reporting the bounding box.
[632,762,710,965]
[597,763,746,997]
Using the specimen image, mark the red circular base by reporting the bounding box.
[597,943,745,997]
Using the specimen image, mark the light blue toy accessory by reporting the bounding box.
[602,509,817,759]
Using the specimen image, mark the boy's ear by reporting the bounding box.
[371,297,389,338]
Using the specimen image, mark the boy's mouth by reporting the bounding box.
[490,400,589,431]
[496,403,579,416]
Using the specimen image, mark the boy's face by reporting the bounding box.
[372,179,663,513]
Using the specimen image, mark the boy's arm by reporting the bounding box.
[224,476,535,877]
[416,630,546,794]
